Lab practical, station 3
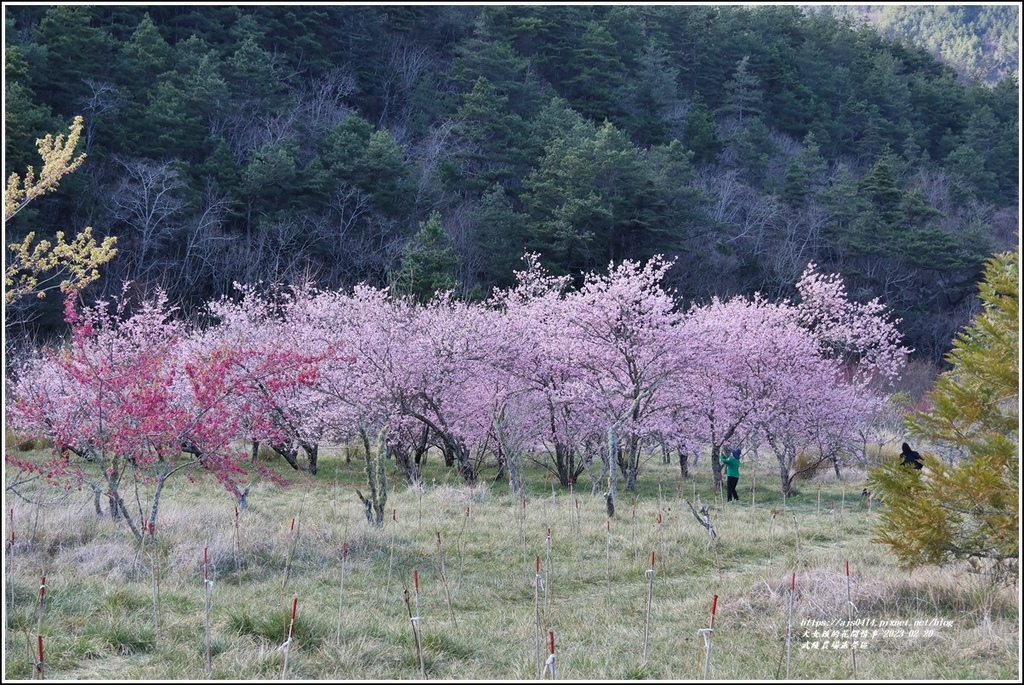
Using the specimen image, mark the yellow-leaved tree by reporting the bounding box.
[870,245,1019,579]
[5,115,117,303]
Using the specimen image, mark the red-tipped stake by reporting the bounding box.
[35,575,47,672]
[36,634,44,679]
[413,569,421,619]
[700,594,718,679]
[541,631,556,679]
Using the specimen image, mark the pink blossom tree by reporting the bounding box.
[561,256,685,508]
[198,282,346,476]
[487,254,599,489]
[7,287,322,540]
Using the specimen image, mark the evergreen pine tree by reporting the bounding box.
[870,246,1019,578]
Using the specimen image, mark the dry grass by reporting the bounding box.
[3,450,1019,681]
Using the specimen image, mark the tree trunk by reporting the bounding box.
[624,435,640,492]
[778,458,792,497]
[272,442,302,471]
[711,445,724,488]
[678,451,690,479]
[301,441,318,475]
[606,423,620,517]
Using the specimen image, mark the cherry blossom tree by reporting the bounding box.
[562,256,684,506]
[487,254,597,489]
[7,286,322,540]
[199,282,345,476]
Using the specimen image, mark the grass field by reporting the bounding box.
[3,448,1020,681]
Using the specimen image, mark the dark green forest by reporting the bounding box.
[4,4,1020,362]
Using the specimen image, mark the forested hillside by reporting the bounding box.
[4,5,1019,362]
[820,4,1020,84]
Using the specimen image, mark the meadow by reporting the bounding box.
[3,446,1019,681]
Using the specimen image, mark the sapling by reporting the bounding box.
[544,528,553,619]
[335,543,348,647]
[656,512,666,575]
[520,497,528,576]
[605,520,613,604]
[574,498,582,567]
[785,572,796,679]
[280,518,300,641]
[404,578,425,678]
[36,575,46,677]
[630,497,638,562]
[845,561,858,678]
[203,547,213,678]
[643,551,655,662]
[384,510,397,597]
[232,506,241,583]
[435,531,456,625]
[457,505,470,589]
[534,555,543,676]
[790,511,801,558]
[147,522,160,645]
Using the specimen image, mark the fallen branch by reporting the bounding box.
[686,497,717,539]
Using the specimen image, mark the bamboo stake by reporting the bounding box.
[544,528,552,619]
[534,555,543,675]
[404,587,426,679]
[643,551,655,662]
[699,594,718,679]
[281,596,297,680]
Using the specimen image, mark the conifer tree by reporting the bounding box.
[870,246,1019,578]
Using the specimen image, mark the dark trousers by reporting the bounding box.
[726,476,739,501]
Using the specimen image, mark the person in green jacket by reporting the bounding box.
[721,448,741,502]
